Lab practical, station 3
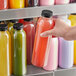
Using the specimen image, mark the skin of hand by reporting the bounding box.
[40,18,72,40]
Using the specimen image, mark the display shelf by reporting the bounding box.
[0,3,76,21]
[54,66,76,76]
[12,65,53,76]
[26,65,53,76]
[12,65,76,76]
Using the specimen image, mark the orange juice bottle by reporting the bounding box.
[32,10,55,67]
[0,24,11,76]
[9,0,25,9]
[68,14,76,65]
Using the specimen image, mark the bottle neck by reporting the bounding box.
[15,28,23,31]
[42,16,52,20]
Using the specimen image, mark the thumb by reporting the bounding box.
[40,29,55,37]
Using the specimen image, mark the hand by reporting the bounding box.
[40,18,70,38]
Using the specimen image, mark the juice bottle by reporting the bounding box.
[68,14,76,65]
[58,15,74,69]
[19,19,24,24]
[40,0,54,6]
[23,18,35,65]
[0,24,11,76]
[9,0,25,9]
[32,10,55,67]
[43,38,58,71]
[13,23,26,75]
[25,0,39,7]
[8,20,18,73]
[70,0,76,3]
[55,0,70,4]
[0,0,8,10]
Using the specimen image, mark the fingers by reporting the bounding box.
[40,30,54,37]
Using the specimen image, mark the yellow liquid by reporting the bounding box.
[68,15,76,65]
[8,22,14,74]
[0,31,11,76]
[9,0,25,9]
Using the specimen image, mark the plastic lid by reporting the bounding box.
[24,18,33,21]
[71,13,76,15]
[13,23,23,30]
[41,10,53,18]
[0,24,8,31]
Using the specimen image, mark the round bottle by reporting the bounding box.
[0,0,8,10]
[32,10,55,67]
[13,23,26,75]
[23,18,35,65]
[40,0,54,6]
[0,24,12,76]
[55,0,70,4]
[25,0,39,7]
[58,15,74,69]
[9,0,25,9]
[43,38,58,71]
[70,0,76,3]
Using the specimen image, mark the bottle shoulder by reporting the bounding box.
[0,30,11,39]
[38,17,54,25]
[13,29,26,37]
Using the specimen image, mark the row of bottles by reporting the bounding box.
[0,18,36,76]
[0,0,76,10]
[32,11,74,70]
[0,11,76,76]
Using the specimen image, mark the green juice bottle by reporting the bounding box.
[13,23,26,75]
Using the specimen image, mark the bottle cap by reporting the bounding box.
[13,23,23,30]
[0,24,8,31]
[71,13,76,15]
[41,10,53,18]
[9,20,18,23]
[24,18,33,21]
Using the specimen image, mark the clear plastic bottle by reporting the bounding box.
[0,0,8,10]
[40,0,54,6]
[13,23,26,75]
[43,38,58,71]
[25,0,39,7]
[0,24,12,76]
[55,0,70,4]
[9,0,25,9]
[58,15,74,69]
[23,18,35,65]
[32,10,55,67]
[70,0,76,3]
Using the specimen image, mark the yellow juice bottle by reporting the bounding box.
[9,0,25,9]
[68,14,76,65]
[0,24,11,76]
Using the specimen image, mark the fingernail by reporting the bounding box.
[40,33,44,37]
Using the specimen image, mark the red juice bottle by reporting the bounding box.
[32,10,55,67]
[0,0,8,10]
[23,18,35,65]
[19,19,24,24]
